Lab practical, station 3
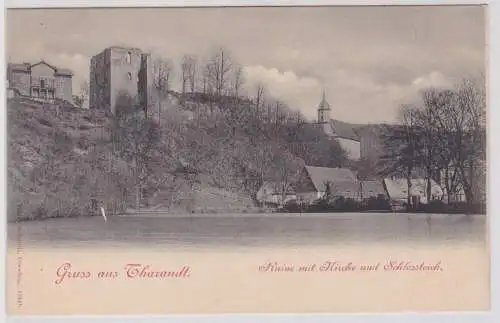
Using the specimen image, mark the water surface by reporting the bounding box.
[7,213,487,250]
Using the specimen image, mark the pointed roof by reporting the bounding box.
[318,89,330,110]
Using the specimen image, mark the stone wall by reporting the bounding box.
[91,46,154,115]
[90,49,111,111]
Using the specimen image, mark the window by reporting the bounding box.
[127,72,132,80]
[40,79,46,89]
[126,52,132,64]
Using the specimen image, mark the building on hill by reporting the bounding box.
[295,165,358,203]
[7,60,73,102]
[90,46,153,115]
[315,90,361,161]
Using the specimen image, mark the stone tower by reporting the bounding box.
[90,46,153,115]
[317,89,330,123]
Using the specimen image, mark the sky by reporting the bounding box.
[6,6,486,124]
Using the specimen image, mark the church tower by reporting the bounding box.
[317,89,330,123]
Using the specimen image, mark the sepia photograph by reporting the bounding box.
[4,4,490,316]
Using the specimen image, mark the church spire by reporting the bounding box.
[317,87,330,123]
[319,88,330,110]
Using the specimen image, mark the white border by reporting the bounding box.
[1,1,498,323]
[2,0,492,8]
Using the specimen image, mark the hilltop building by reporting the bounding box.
[315,90,361,161]
[90,46,154,115]
[6,60,74,102]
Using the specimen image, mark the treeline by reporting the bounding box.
[378,77,486,206]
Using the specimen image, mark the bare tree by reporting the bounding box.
[111,94,162,211]
[153,58,173,124]
[378,105,422,208]
[451,78,486,204]
[79,81,89,108]
[206,47,233,96]
[232,64,245,98]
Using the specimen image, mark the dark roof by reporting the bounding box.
[304,166,357,192]
[329,119,360,141]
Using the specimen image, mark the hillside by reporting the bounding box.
[7,92,349,221]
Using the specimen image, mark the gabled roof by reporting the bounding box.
[304,166,357,192]
[8,60,74,76]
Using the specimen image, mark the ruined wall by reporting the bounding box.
[90,49,111,111]
[109,47,143,113]
[90,46,155,115]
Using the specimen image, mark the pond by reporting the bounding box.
[7,213,487,251]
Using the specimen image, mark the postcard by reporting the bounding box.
[5,4,489,316]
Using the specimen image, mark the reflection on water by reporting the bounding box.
[7,213,487,250]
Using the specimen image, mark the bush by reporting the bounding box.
[417,200,486,214]
[364,196,392,211]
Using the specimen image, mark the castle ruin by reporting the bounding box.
[90,46,153,115]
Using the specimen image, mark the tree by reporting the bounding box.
[270,150,303,206]
[450,78,486,204]
[420,88,461,203]
[417,88,446,203]
[231,64,245,98]
[206,47,233,96]
[111,94,162,211]
[378,106,422,208]
[78,81,89,108]
[152,58,173,124]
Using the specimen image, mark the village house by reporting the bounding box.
[7,60,74,102]
[256,182,297,206]
[295,166,358,204]
[90,46,154,115]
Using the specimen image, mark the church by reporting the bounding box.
[315,90,361,161]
